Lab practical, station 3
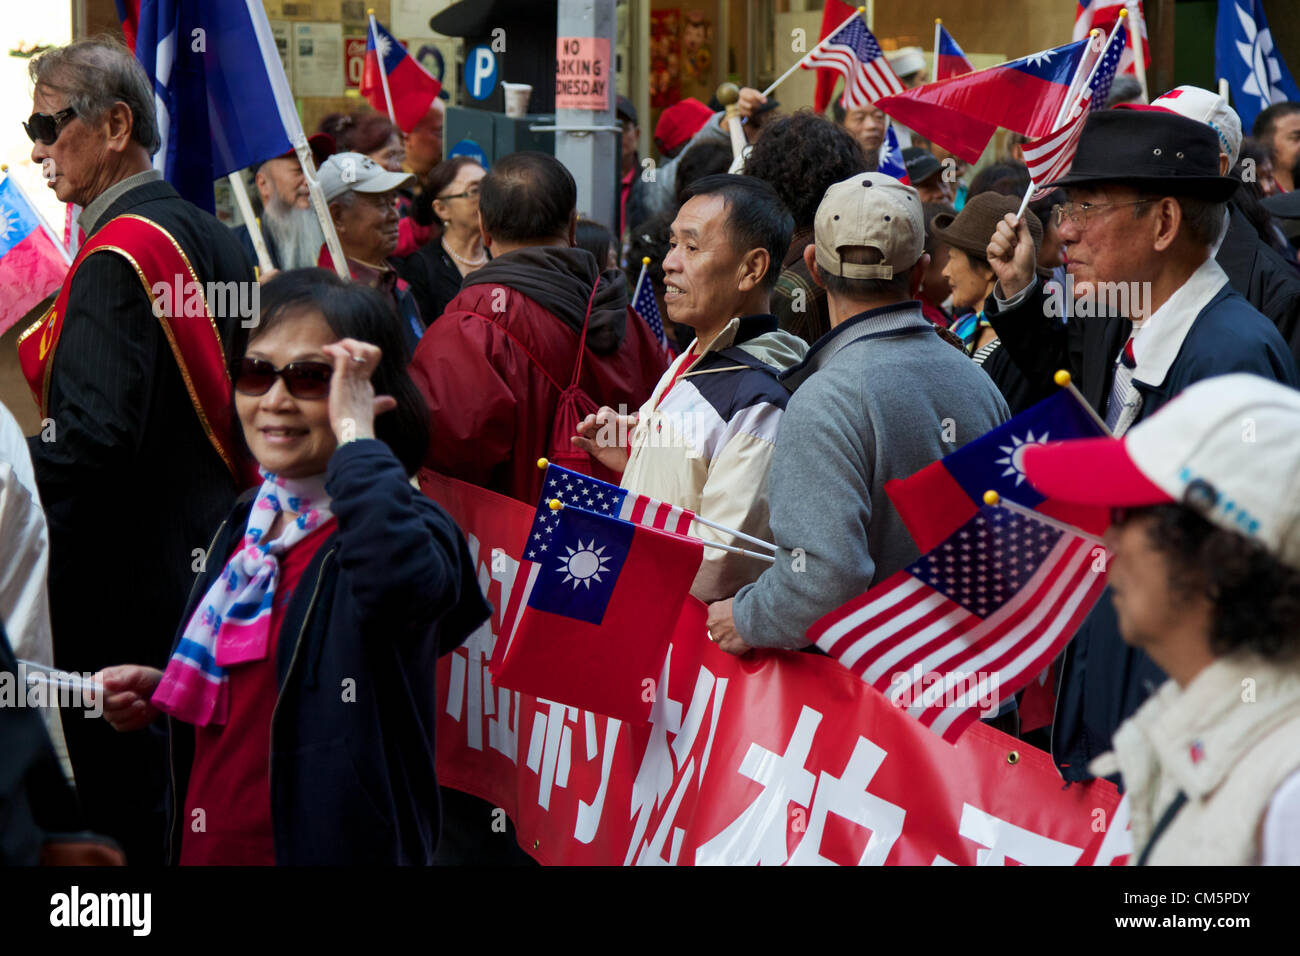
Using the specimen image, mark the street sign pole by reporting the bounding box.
[553,0,619,234]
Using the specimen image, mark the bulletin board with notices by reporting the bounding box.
[262,0,460,136]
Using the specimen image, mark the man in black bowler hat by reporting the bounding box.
[982,108,1300,785]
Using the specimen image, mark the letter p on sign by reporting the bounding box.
[467,44,499,101]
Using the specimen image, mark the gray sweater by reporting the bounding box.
[733,302,1011,649]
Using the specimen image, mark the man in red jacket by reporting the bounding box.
[409,150,667,504]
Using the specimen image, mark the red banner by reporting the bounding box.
[425,471,1132,865]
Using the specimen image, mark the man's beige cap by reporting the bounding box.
[814,172,925,280]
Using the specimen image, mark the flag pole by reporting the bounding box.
[631,255,650,306]
[761,5,865,98]
[1218,77,1229,101]
[368,10,400,126]
[933,19,942,79]
[1125,1,1149,101]
[227,171,275,277]
[1053,369,1112,435]
[549,500,776,562]
[245,1,350,280]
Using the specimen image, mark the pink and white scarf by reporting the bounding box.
[152,470,332,726]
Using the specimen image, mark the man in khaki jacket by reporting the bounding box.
[1022,374,1300,865]
[574,175,807,602]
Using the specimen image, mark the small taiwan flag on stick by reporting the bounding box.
[362,13,441,131]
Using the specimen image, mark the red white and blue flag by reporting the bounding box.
[934,22,974,80]
[1074,0,1149,77]
[1023,21,1127,197]
[876,38,1092,164]
[0,175,69,337]
[493,494,702,723]
[885,388,1109,555]
[362,16,441,132]
[810,504,1109,744]
[531,462,695,543]
[802,12,904,110]
[877,123,910,184]
[632,261,672,353]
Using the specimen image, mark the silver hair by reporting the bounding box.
[29,35,161,154]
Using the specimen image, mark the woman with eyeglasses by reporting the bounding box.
[395,157,488,326]
[95,269,490,865]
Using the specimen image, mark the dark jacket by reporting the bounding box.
[986,276,1300,783]
[772,228,831,345]
[233,221,283,275]
[163,440,490,865]
[408,245,668,503]
[1216,203,1300,365]
[27,176,254,863]
[394,241,475,328]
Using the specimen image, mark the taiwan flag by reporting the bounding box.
[876,38,1091,164]
[884,387,1110,555]
[934,22,973,80]
[491,502,703,724]
[362,16,441,132]
[0,175,69,337]
[877,124,910,184]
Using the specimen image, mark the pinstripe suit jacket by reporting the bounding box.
[27,177,254,675]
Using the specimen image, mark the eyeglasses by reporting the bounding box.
[235,358,333,400]
[437,185,481,201]
[1051,199,1155,229]
[23,107,77,146]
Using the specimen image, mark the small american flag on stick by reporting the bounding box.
[809,500,1109,744]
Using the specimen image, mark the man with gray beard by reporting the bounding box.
[234,133,332,273]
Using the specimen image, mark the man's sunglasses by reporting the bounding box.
[234,358,333,400]
[23,107,77,146]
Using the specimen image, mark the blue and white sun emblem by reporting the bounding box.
[994,430,1049,486]
[556,539,612,589]
[1234,3,1287,108]
[0,206,17,244]
[375,32,393,60]
[1021,49,1056,70]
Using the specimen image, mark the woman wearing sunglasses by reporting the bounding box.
[96,269,490,865]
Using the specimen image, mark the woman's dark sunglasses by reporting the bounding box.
[235,358,333,400]
[23,107,77,146]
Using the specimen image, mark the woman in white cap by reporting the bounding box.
[1020,373,1300,865]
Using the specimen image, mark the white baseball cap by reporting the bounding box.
[887,47,926,80]
[1021,374,1300,569]
[1148,86,1242,168]
[317,151,415,203]
[814,172,925,280]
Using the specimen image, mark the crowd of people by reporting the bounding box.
[3,33,1300,867]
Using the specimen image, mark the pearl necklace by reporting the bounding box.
[442,236,487,267]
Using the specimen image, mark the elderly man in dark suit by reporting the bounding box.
[18,36,254,863]
[983,108,1300,785]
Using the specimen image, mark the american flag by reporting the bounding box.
[801,14,904,110]
[1074,0,1148,77]
[632,259,670,352]
[527,462,695,562]
[809,504,1109,744]
[1023,21,1126,198]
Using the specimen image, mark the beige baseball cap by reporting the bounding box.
[813,172,925,280]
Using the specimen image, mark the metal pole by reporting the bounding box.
[556,0,619,233]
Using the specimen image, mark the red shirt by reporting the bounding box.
[180,518,336,866]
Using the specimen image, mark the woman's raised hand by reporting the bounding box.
[322,338,398,445]
[97,665,164,732]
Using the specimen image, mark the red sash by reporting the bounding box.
[17,214,251,486]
